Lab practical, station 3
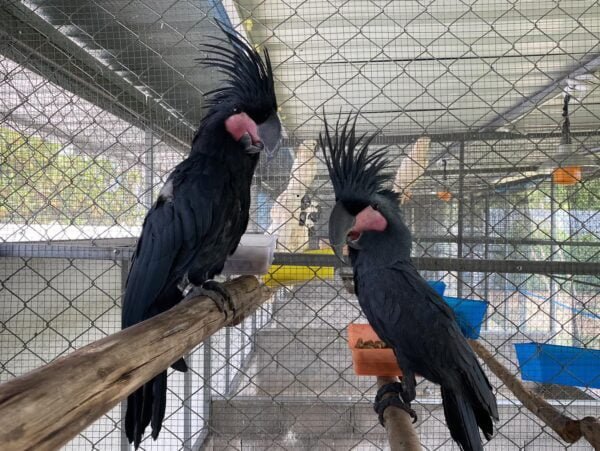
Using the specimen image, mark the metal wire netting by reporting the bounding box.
[0,0,599,450]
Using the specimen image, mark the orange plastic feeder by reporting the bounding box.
[437,191,452,201]
[347,324,402,376]
[552,166,581,185]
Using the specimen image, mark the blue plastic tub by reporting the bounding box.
[442,296,488,339]
[514,342,600,388]
[427,280,446,296]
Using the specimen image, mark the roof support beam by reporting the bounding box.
[0,3,192,149]
[479,52,600,131]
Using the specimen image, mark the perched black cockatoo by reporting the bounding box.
[321,115,498,451]
[122,24,281,448]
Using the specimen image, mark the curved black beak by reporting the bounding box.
[328,201,356,261]
[257,112,282,159]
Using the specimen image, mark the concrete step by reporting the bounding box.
[232,326,375,398]
[203,434,593,451]
[229,327,590,401]
[209,320,596,450]
[206,398,596,450]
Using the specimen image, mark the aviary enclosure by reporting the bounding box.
[0,0,598,449]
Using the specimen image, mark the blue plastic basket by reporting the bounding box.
[427,280,446,296]
[442,296,488,339]
[514,342,600,388]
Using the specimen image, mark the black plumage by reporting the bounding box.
[122,23,281,448]
[322,114,498,451]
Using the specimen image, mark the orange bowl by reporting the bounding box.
[347,324,403,376]
[552,166,581,185]
[437,191,452,201]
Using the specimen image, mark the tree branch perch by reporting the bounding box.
[469,340,600,449]
[376,376,423,451]
[0,275,271,451]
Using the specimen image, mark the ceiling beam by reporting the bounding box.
[0,3,192,150]
[281,128,600,147]
[479,52,600,131]
[0,111,146,161]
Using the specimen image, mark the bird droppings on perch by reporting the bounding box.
[0,276,271,451]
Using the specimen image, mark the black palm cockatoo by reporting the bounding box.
[122,24,281,448]
[321,115,498,451]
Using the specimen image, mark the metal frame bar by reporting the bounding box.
[457,141,466,297]
[0,110,147,158]
[274,254,600,276]
[119,260,130,451]
[0,243,132,260]
[183,352,192,451]
[0,3,192,149]
[550,181,559,334]
[225,328,258,399]
[191,340,213,450]
[144,128,155,209]
[480,53,600,131]
[2,243,598,275]
[281,128,600,147]
[224,328,231,395]
[414,236,600,248]
[483,193,490,330]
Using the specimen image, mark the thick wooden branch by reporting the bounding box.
[376,376,423,451]
[469,340,600,449]
[0,275,271,451]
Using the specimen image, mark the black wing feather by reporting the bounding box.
[122,201,181,327]
[355,262,498,450]
[122,166,221,448]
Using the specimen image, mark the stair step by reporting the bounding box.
[208,398,596,450]
[231,328,567,400]
[203,434,592,451]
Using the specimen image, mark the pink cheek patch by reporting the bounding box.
[225,112,260,144]
[353,206,388,234]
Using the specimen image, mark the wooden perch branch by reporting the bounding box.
[0,275,271,451]
[376,376,423,451]
[469,340,600,450]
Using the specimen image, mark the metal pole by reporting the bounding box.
[550,182,558,334]
[224,328,231,395]
[468,193,476,296]
[120,260,130,451]
[144,127,154,209]
[484,193,490,331]
[457,141,465,298]
[183,352,192,451]
[252,309,257,348]
[565,187,582,346]
[191,341,214,450]
[203,339,212,440]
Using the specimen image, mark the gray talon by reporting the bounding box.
[182,283,233,318]
[374,395,418,426]
[374,382,418,425]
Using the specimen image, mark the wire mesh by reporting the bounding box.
[1,0,599,450]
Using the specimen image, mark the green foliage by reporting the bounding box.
[0,128,145,226]
[528,178,600,211]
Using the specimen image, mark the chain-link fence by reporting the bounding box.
[1,0,599,449]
